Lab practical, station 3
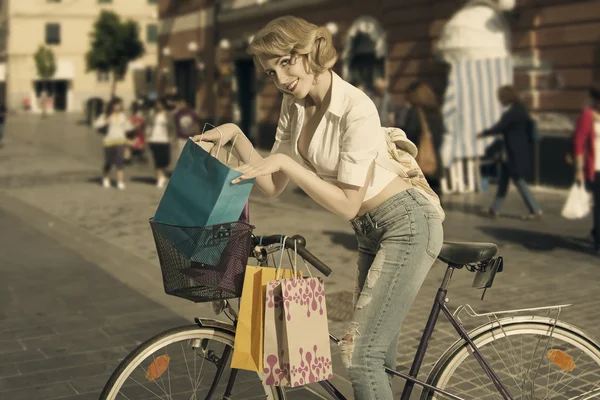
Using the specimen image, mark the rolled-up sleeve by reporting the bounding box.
[270,95,294,158]
[338,101,382,187]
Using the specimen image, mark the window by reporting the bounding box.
[45,23,61,45]
[145,67,155,85]
[97,71,110,83]
[146,24,158,44]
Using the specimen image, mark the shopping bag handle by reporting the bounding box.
[200,123,253,166]
[274,235,292,280]
[257,234,331,276]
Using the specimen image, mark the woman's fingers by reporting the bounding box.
[191,129,220,143]
[232,164,255,184]
[210,142,222,157]
[235,164,251,173]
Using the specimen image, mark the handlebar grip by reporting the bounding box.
[295,245,332,277]
[252,234,332,277]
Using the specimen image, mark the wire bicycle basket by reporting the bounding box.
[149,218,254,303]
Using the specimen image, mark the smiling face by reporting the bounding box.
[257,53,314,99]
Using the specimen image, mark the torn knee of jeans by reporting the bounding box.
[366,263,382,289]
[340,322,360,368]
[355,293,372,309]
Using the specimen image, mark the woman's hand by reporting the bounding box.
[231,154,289,184]
[191,123,240,156]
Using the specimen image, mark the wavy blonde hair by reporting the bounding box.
[247,16,337,75]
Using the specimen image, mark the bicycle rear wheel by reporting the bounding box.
[100,325,284,400]
[422,317,600,400]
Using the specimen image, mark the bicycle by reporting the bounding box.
[100,231,600,399]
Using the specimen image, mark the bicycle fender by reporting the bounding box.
[194,317,236,336]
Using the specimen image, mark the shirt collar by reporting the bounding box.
[291,70,344,117]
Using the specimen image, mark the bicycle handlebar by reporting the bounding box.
[251,234,332,277]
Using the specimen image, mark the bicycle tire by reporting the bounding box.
[421,317,600,400]
[100,324,285,400]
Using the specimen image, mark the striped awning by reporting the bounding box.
[440,56,513,166]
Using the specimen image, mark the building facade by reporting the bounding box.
[158,0,217,123]
[159,0,600,185]
[2,0,159,113]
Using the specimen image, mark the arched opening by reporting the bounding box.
[437,0,514,193]
[342,16,387,90]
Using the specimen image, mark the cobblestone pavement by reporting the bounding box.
[1,113,599,398]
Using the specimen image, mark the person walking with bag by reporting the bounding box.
[192,16,443,400]
[478,85,542,220]
[403,81,445,198]
[572,84,600,253]
[172,95,202,158]
[147,98,173,188]
[93,97,133,190]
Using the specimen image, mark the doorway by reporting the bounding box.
[174,59,196,108]
[348,33,384,90]
[34,79,69,111]
[234,58,256,139]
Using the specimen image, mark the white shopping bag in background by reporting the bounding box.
[561,183,592,220]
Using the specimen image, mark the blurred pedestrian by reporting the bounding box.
[147,98,173,188]
[93,97,133,190]
[164,86,178,110]
[353,78,393,127]
[127,101,148,164]
[478,85,542,219]
[403,81,445,198]
[371,77,394,127]
[0,102,6,148]
[572,83,600,253]
[39,90,49,118]
[171,95,202,156]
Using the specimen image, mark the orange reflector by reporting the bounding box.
[547,349,576,371]
[146,355,171,381]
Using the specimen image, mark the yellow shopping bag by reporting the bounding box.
[231,265,297,372]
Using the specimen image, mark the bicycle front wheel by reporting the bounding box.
[423,317,600,400]
[100,325,284,400]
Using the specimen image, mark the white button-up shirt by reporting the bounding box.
[270,71,397,201]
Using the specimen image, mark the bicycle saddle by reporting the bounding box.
[438,241,498,265]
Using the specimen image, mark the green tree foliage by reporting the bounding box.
[85,10,145,97]
[34,45,56,80]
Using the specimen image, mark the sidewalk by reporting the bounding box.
[0,197,188,400]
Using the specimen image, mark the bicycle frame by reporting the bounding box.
[322,264,514,400]
[204,258,514,399]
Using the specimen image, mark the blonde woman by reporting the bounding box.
[192,16,443,400]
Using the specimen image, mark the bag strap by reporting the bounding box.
[285,239,312,279]
[417,108,432,140]
[274,235,291,280]
[200,123,253,166]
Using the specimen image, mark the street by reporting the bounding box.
[0,113,599,399]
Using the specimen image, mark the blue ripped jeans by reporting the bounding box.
[342,189,444,400]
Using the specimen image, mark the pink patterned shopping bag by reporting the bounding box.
[262,237,332,387]
[281,277,333,387]
[262,279,291,386]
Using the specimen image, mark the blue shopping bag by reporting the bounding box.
[153,139,254,227]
